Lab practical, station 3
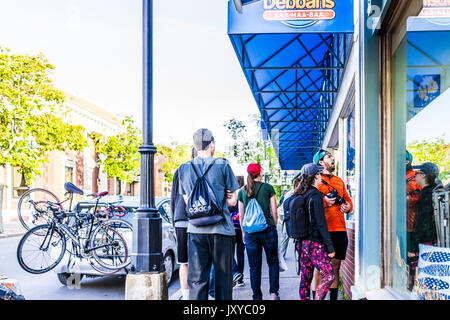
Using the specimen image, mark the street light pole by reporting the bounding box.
[126,0,167,300]
[132,0,162,274]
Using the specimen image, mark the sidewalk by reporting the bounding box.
[170,225,344,300]
[0,221,26,239]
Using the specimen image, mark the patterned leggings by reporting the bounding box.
[298,240,335,300]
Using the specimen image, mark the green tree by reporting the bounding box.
[92,116,141,184]
[156,142,192,183]
[408,137,450,183]
[155,142,228,184]
[0,47,87,182]
[224,114,283,189]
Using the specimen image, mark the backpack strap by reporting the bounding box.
[253,183,264,199]
[406,175,415,183]
[190,158,217,179]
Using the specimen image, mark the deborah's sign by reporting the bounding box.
[228,0,353,34]
[262,0,337,27]
[423,0,450,8]
[420,0,450,17]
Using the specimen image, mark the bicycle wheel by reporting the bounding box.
[100,219,133,267]
[17,224,67,274]
[18,188,61,230]
[90,224,129,271]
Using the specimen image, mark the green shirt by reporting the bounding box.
[238,182,276,226]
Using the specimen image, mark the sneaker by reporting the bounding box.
[232,273,243,288]
[233,272,243,283]
[236,279,245,287]
[270,293,280,300]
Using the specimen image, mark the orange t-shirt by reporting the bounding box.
[317,174,354,232]
[406,169,421,233]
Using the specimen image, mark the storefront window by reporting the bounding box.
[392,18,450,294]
[346,111,356,198]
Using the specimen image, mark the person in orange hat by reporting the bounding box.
[311,149,353,300]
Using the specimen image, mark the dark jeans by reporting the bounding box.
[232,228,245,275]
[209,264,215,297]
[245,225,280,300]
[187,233,234,300]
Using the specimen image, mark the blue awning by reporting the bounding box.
[228,0,354,170]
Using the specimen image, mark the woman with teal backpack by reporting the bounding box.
[238,163,280,300]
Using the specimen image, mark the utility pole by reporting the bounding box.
[125,0,167,300]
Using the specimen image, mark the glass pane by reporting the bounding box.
[65,166,74,183]
[391,24,450,295]
[162,202,173,224]
[406,28,450,295]
[391,37,409,292]
[346,111,356,200]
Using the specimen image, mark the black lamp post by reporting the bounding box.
[131,0,163,273]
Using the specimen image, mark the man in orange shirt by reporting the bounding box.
[405,150,421,289]
[311,149,353,300]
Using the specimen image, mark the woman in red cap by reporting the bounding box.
[238,163,280,300]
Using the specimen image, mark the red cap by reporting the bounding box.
[247,163,262,177]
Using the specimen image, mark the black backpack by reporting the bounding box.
[283,189,314,240]
[185,159,224,226]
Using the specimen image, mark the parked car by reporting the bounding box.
[55,196,178,286]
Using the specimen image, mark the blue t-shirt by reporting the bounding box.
[178,157,240,236]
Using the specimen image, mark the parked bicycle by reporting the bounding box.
[17,182,128,231]
[17,198,131,275]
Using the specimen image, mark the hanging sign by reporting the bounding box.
[262,0,337,27]
[420,0,450,17]
[228,0,354,34]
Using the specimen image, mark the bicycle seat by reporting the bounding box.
[64,182,84,195]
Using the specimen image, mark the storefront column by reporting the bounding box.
[351,0,382,299]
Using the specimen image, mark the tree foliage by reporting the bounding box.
[0,47,87,182]
[92,116,141,184]
[408,137,450,183]
[156,142,193,183]
[224,114,283,186]
[155,142,227,184]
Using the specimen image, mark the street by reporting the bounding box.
[0,225,311,300]
[0,235,180,300]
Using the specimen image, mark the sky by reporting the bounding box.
[0,0,258,174]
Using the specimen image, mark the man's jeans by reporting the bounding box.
[187,233,234,300]
[245,225,280,300]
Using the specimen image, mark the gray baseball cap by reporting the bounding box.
[300,163,324,176]
[413,162,439,175]
[193,128,214,151]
